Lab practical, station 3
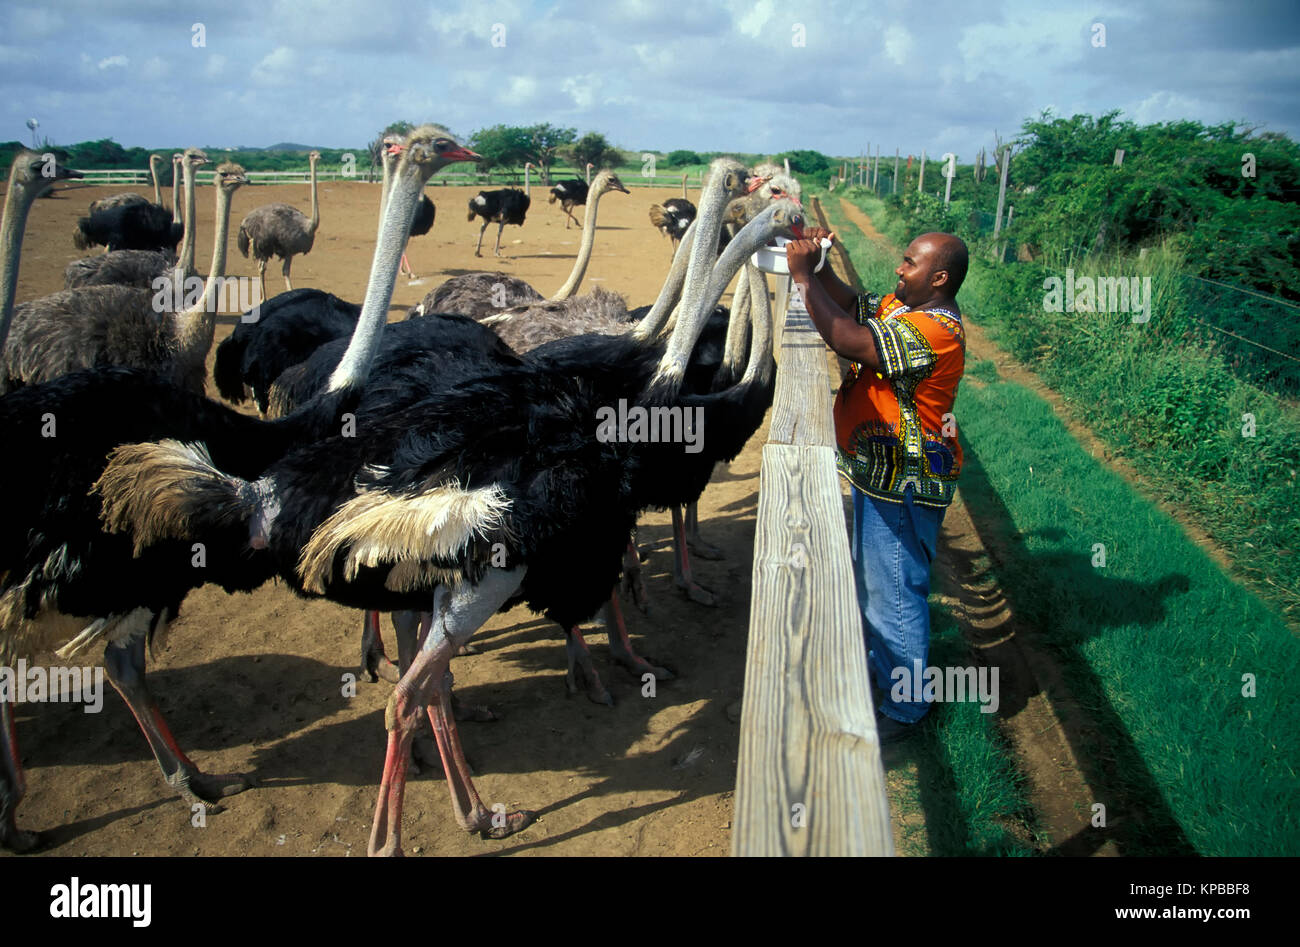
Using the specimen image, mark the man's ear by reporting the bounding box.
[932,269,950,289]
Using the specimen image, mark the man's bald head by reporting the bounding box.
[914,232,968,296]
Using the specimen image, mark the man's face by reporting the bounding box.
[894,238,941,303]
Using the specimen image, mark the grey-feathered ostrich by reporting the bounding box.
[467,160,531,257]
[95,182,800,855]
[238,150,321,299]
[63,148,206,290]
[0,129,481,853]
[649,173,696,253]
[414,166,626,320]
[376,132,436,281]
[2,162,247,396]
[0,150,84,357]
[548,163,594,229]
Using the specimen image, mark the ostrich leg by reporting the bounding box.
[368,567,532,857]
[619,535,649,613]
[565,627,614,706]
[256,259,267,304]
[494,220,505,257]
[685,501,725,560]
[103,634,250,810]
[282,256,294,291]
[604,592,674,681]
[361,610,400,683]
[671,506,717,605]
[474,219,489,257]
[0,694,39,852]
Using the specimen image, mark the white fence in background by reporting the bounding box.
[68,168,704,189]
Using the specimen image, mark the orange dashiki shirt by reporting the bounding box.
[834,292,965,508]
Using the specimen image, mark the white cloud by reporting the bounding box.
[883,24,914,65]
[205,53,227,78]
[562,74,600,110]
[98,54,128,69]
[733,0,775,39]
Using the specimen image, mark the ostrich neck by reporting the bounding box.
[327,166,422,393]
[550,184,604,300]
[174,184,234,368]
[307,160,320,234]
[378,150,397,245]
[652,203,792,391]
[177,159,198,277]
[681,175,688,199]
[151,157,162,205]
[525,166,531,197]
[171,163,182,222]
[739,263,774,388]
[652,171,737,378]
[631,220,693,341]
[0,180,38,358]
[719,262,753,377]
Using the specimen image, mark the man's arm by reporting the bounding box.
[799,227,857,310]
[787,238,884,371]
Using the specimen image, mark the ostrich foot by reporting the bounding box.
[451,694,498,722]
[614,651,676,682]
[362,610,401,683]
[410,734,442,777]
[603,596,673,681]
[0,822,42,858]
[167,768,251,813]
[676,576,718,607]
[468,805,537,840]
[454,642,481,656]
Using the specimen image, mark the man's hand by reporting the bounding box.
[802,226,836,244]
[785,238,827,283]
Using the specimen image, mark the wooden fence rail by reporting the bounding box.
[731,276,893,857]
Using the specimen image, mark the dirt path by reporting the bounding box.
[5,177,757,857]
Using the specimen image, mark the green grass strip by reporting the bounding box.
[955,378,1300,855]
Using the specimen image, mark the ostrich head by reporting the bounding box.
[182,147,209,175]
[309,150,322,165]
[590,169,630,198]
[214,162,248,193]
[399,125,482,174]
[7,149,83,194]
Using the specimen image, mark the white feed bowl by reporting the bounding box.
[751,236,832,276]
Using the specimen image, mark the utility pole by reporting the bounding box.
[872,144,880,191]
[992,146,1010,258]
[893,148,899,195]
[918,149,926,193]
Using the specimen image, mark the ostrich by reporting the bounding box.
[415,166,626,319]
[63,148,206,290]
[376,132,436,281]
[95,186,800,855]
[648,173,696,252]
[213,134,467,414]
[0,128,480,852]
[172,153,184,223]
[238,150,321,299]
[0,150,84,357]
[467,160,531,257]
[2,162,247,396]
[548,167,592,229]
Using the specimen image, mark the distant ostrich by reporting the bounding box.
[63,148,205,290]
[3,163,248,396]
[649,173,696,252]
[467,161,531,257]
[171,153,184,222]
[74,154,182,254]
[548,163,594,229]
[416,167,626,318]
[238,150,321,299]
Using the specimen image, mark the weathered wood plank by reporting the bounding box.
[768,295,838,447]
[732,445,893,856]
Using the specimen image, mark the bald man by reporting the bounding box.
[787,230,969,742]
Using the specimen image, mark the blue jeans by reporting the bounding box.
[850,485,946,724]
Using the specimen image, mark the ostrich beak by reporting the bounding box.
[744,174,769,194]
[446,146,482,163]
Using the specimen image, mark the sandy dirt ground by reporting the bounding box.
[4,173,760,857]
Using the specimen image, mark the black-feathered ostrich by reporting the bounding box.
[1,162,248,397]
[63,148,206,290]
[0,128,481,852]
[238,150,321,300]
[548,162,594,229]
[97,165,801,856]
[73,178,182,254]
[413,166,627,320]
[649,173,696,252]
[467,160,531,257]
[77,153,163,218]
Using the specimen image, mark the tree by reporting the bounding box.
[571,132,615,170]
[366,121,415,182]
[522,123,576,184]
[666,149,702,167]
[469,124,533,174]
[774,149,833,178]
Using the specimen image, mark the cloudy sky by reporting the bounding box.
[2,0,1297,161]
